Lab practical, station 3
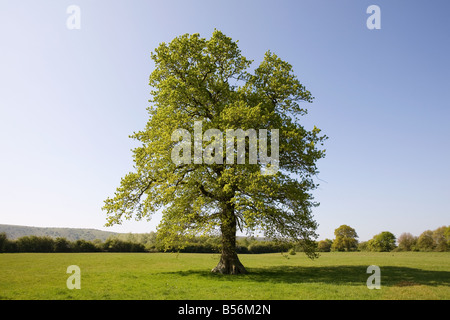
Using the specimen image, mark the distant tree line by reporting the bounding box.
[0,234,146,253]
[1,225,448,253]
[317,225,450,252]
[0,232,294,254]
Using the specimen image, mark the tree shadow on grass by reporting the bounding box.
[164,265,450,287]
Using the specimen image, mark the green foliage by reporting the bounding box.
[1,226,449,254]
[432,226,449,252]
[0,232,7,253]
[102,239,146,252]
[102,30,327,260]
[382,226,449,252]
[72,240,101,252]
[317,239,333,252]
[414,227,450,252]
[445,227,450,244]
[397,233,418,252]
[331,225,358,251]
[357,241,370,252]
[417,230,435,251]
[16,236,55,253]
[247,241,291,254]
[368,231,397,252]
[0,233,300,254]
[54,237,72,252]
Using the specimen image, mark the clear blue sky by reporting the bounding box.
[0,0,449,241]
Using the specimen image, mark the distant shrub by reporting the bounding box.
[3,226,447,254]
[178,243,215,253]
[103,239,145,252]
[248,243,268,254]
[357,241,369,252]
[432,226,449,252]
[0,233,7,253]
[236,245,249,254]
[417,230,435,251]
[73,239,100,252]
[317,239,333,252]
[4,240,18,252]
[16,236,55,253]
[54,237,72,252]
[397,233,417,251]
[248,241,290,254]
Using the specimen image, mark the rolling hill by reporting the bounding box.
[0,224,119,241]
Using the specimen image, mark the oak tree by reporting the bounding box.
[102,30,326,274]
[368,231,396,252]
[332,225,358,252]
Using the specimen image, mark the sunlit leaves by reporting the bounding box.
[102,30,327,256]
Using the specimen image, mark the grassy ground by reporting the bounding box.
[0,252,448,300]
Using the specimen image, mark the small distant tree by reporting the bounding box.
[4,240,17,252]
[368,231,396,252]
[0,232,7,253]
[102,238,145,252]
[397,232,417,251]
[54,237,72,252]
[432,226,449,252]
[331,225,358,251]
[16,236,55,253]
[357,241,369,251]
[445,226,450,247]
[73,240,99,252]
[317,239,332,252]
[417,230,435,251]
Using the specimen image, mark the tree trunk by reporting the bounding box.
[211,206,247,275]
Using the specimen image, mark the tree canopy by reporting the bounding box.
[102,30,326,274]
[331,225,359,251]
[368,231,397,252]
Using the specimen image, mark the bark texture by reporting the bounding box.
[211,204,247,274]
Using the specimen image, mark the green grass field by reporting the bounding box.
[0,252,449,300]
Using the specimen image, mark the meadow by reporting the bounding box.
[0,252,448,300]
